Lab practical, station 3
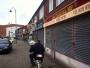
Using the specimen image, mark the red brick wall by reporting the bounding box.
[44,0,90,23]
[44,0,49,19]
[0,24,24,37]
[0,25,6,37]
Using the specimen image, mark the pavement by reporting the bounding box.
[0,40,69,68]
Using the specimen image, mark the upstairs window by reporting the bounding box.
[34,16,37,23]
[49,0,53,12]
[56,0,64,7]
[39,6,44,19]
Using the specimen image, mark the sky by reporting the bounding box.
[0,0,43,25]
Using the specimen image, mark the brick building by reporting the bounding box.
[0,25,7,37]
[27,0,90,68]
[0,24,23,37]
[15,25,28,40]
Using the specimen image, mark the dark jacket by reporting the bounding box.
[30,42,45,56]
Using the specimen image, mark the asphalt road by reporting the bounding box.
[0,41,30,68]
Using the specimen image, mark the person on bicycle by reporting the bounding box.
[29,40,45,66]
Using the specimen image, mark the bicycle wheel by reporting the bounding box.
[37,63,41,68]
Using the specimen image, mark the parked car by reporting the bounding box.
[0,38,12,54]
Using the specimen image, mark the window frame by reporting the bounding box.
[39,6,44,19]
[56,0,64,7]
[49,0,53,12]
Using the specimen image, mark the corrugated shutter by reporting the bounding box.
[37,29,44,45]
[74,13,90,65]
[46,20,72,56]
[33,29,44,45]
[46,27,52,48]
[33,31,37,40]
[53,21,72,56]
[46,12,90,65]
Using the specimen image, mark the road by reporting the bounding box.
[0,41,30,68]
[0,40,67,68]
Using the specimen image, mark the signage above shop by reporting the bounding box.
[44,2,90,27]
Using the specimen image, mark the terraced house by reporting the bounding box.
[27,0,90,68]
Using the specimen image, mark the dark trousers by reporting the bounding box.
[29,54,35,65]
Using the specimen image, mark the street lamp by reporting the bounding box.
[9,7,17,25]
[9,8,17,43]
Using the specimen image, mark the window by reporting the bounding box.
[49,0,53,12]
[39,6,44,19]
[31,19,34,23]
[56,0,64,6]
[34,16,37,23]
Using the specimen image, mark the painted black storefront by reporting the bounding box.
[33,19,44,45]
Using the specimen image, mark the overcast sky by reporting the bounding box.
[0,0,43,25]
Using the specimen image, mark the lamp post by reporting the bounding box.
[9,7,17,25]
[9,8,17,43]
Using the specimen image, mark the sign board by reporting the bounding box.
[44,2,90,27]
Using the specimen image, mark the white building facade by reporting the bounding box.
[6,26,20,38]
